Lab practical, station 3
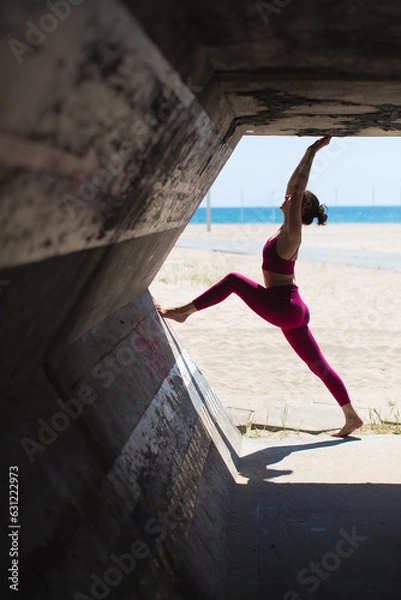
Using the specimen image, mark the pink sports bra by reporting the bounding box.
[262,236,297,275]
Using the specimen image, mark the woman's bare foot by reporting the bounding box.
[331,416,363,437]
[331,403,363,437]
[155,302,196,323]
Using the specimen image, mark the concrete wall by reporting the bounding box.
[2,290,241,599]
[1,3,239,598]
[2,0,401,598]
[0,0,233,384]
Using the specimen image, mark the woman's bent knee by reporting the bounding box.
[224,272,243,288]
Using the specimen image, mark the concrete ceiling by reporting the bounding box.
[129,0,401,137]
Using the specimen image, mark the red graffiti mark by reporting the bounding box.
[130,317,167,394]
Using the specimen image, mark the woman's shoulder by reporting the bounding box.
[276,227,302,257]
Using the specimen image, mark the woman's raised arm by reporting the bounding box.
[286,136,331,196]
[286,136,331,235]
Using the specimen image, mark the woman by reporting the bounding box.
[157,136,363,437]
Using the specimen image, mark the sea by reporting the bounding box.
[190,206,401,224]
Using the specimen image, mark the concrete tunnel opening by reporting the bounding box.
[153,133,401,436]
[1,1,401,599]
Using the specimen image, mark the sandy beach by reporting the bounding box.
[150,224,401,431]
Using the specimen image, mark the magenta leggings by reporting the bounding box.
[192,273,350,407]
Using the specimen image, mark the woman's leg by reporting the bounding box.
[282,325,351,406]
[158,273,281,324]
[192,272,305,328]
[158,273,307,327]
[282,325,363,435]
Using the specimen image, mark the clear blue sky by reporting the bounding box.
[201,137,401,207]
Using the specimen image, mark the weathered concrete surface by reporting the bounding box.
[1,0,401,598]
[0,228,184,383]
[0,0,232,268]
[131,0,401,137]
[3,0,401,269]
[1,290,241,599]
[0,0,232,385]
[227,433,401,600]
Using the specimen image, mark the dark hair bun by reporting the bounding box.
[317,204,328,226]
[302,191,328,226]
